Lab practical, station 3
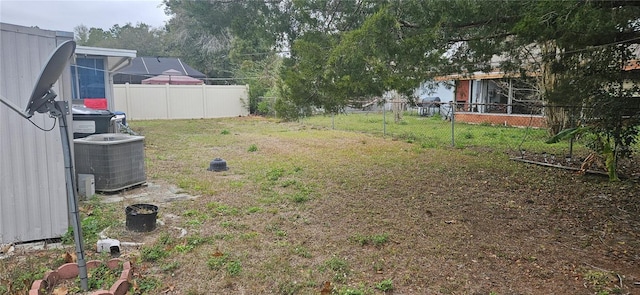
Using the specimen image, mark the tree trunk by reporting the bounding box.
[538,41,569,135]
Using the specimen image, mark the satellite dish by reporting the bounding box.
[25,40,76,117]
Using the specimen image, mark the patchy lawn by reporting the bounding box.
[2,116,639,295]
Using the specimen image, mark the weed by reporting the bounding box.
[134,276,162,294]
[185,219,203,227]
[226,260,242,276]
[584,270,616,292]
[421,141,437,148]
[220,221,248,230]
[373,260,385,272]
[321,256,349,282]
[265,223,281,232]
[85,263,120,290]
[484,131,498,138]
[207,253,229,270]
[266,167,285,181]
[158,232,175,245]
[161,262,180,273]
[207,202,239,216]
[5,263,49,292]
[350,233,389,246]
[375,278,394,292]
[182,209,200,217]
[141,244,169,262]
[281,179,298,187]
[337,286,367,295]
[371,234,389,246]
[220,129,230,135]
[174,244,194,253]
[63,197,119,246]
[213,233,235,240]
[186,235,212,247]
[293,245,312,258]
[350,234,369,246]
[206,252,241,275]
[241,232,259,239]
[289,192,310,203]
[246,206,263,214]
[248,144,259,152]
[279,281,302,295]
[324,257,348,271]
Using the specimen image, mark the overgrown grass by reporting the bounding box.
[61,196,120,247]
[3,116,636,295]
[302,112,588,156]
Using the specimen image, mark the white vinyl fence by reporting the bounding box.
[113,84,250,120]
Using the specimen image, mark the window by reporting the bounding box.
[72,57,106,100]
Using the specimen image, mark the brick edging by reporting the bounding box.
[29,258,132,295]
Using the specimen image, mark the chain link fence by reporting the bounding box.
[303,101,639,177]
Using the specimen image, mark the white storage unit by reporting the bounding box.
[74,133,146,192]
[0,23,73,244]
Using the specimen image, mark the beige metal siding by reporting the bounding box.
[113,84,249,120]
[0,23,72,244]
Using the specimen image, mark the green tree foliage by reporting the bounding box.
[164,0,290,109]
[74,23,167,57]
[105,0,638,179]
[278,0,640,179]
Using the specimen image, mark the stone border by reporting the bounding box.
[29,258,132,295]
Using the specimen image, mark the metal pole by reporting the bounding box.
[569,106,574,158]
[383,100,386,137]
[332,112,335,130]
[450,101,455,147]
[55,101,88,291]
[0,95,30,119]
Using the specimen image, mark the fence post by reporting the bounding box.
[569,105,575,159]
[125,83,132,120]
[202,83,207,118]
[450,101,455,147]
[383,100,387,137]
[165,84,171,119]
[332,112,335,130]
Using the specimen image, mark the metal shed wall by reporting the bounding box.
[0,23,74,244]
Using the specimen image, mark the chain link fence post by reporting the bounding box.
[332,112,335,130]
[450,101,455,147]
[383,99,387,137]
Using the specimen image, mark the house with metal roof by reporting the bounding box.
[113,56,206,84]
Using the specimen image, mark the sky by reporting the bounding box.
[0,0,171,33]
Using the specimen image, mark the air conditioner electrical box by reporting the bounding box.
[77,173,95,199]
[74,133,146,192]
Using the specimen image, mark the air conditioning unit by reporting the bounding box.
[74,133,146,192]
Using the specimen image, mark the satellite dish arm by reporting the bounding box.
[25,89,58,118]
[0,94,31,119]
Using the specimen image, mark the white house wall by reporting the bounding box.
[113,84,250,120]
[0,23,73,244]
